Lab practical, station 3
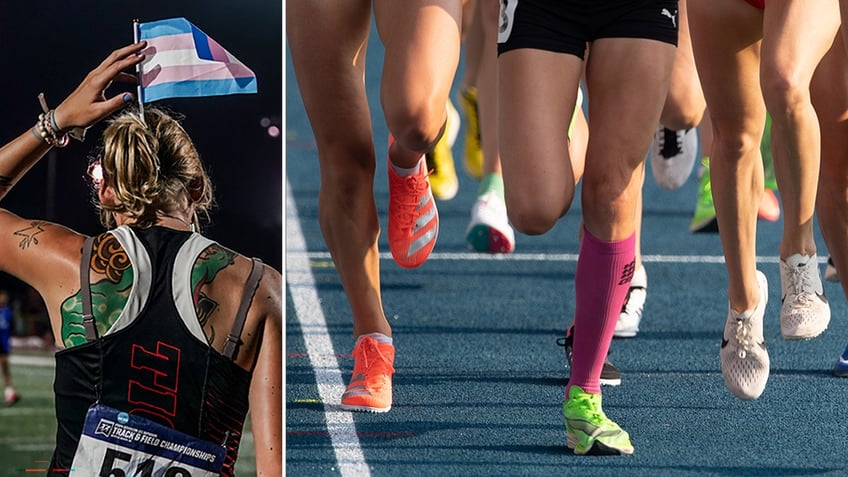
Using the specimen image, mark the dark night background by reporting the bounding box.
[0,2,283,307]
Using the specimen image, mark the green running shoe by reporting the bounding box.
[689,158,718,233]
[562,385,634,455]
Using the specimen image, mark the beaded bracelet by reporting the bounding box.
[30,93,88,147]
[32,111,69,148]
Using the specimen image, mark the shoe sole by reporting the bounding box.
[600,377,621,386]
[566,432,634,455]
[340,403,391,413]
[782,327,828,341]
[466,223,515,254]
[613,330,637,339]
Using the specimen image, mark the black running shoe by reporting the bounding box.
[557,325,622,386]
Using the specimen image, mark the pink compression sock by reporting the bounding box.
[567,225,636,395]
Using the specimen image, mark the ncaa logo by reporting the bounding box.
[117,412,129,425]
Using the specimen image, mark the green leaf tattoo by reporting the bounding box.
[61,234,133,348]
[192,245,236,340]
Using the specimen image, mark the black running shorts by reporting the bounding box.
[497,0,679,59]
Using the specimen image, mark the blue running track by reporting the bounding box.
[285,27,848,477]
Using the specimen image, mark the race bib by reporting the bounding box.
[70,404,226,476]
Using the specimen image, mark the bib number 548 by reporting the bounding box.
[99,448,192,477]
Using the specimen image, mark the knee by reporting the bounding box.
[661,93,706,130]
[506,195,571,236]
[383,102,444,153]
[508,210,557,236]
[760,71,810,117]
[661,102,705,131]
[710,120,762,162]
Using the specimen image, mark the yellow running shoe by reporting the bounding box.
[426,100,460,201]
[460,87,484,180]
[341,336,396,413]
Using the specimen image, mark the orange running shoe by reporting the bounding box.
[387,148,439,268]
[341,336,396,413]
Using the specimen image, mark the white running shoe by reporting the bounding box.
[650,125,699,191]
[465,191,515,254]
[779,253,830,340]
[720,271,769,400]
[614,266,647,338]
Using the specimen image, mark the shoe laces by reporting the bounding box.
[353,339,395,378]
[733,317,756,359]
[567,391,606,422]
[659,128,683,158]
[785,261,819,302]
[390,171,430,230]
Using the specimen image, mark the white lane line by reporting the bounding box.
[286,180,371,477]
[10,355,54,367]
[288,251,796,264]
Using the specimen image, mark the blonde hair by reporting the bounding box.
[96,107,213,230]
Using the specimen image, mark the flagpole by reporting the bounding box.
[133,19,146,125]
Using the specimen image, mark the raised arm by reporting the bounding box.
[0,42,146,306]
[0,41,146,202]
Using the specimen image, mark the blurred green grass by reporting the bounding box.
[0,352,256,476]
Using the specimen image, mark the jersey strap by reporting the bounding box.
[80,235,98,342]
[222,258,263,360]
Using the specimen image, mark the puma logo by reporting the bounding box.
[661,8,677,28]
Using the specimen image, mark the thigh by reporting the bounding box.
[497,0,588,217]
[498,48,584,216]
[688,0,765,135]
[287,0,375,162]
[662,0,706,127]
[761,0,840,87]
[374,0,463,127]
[584,0,679,177]
[582,37,675,228]
[585,39,676,163]
[812,30,848,179]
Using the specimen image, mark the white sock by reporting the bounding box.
[356,332,393,346]
[391,157,424,177]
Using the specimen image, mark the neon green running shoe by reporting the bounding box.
[562,385,634,455]
[689,158,718,233]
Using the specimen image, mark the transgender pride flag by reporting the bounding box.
[136,17,257,103]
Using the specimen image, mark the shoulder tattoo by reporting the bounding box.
[60,234,134,348]
[191,245,236,332]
